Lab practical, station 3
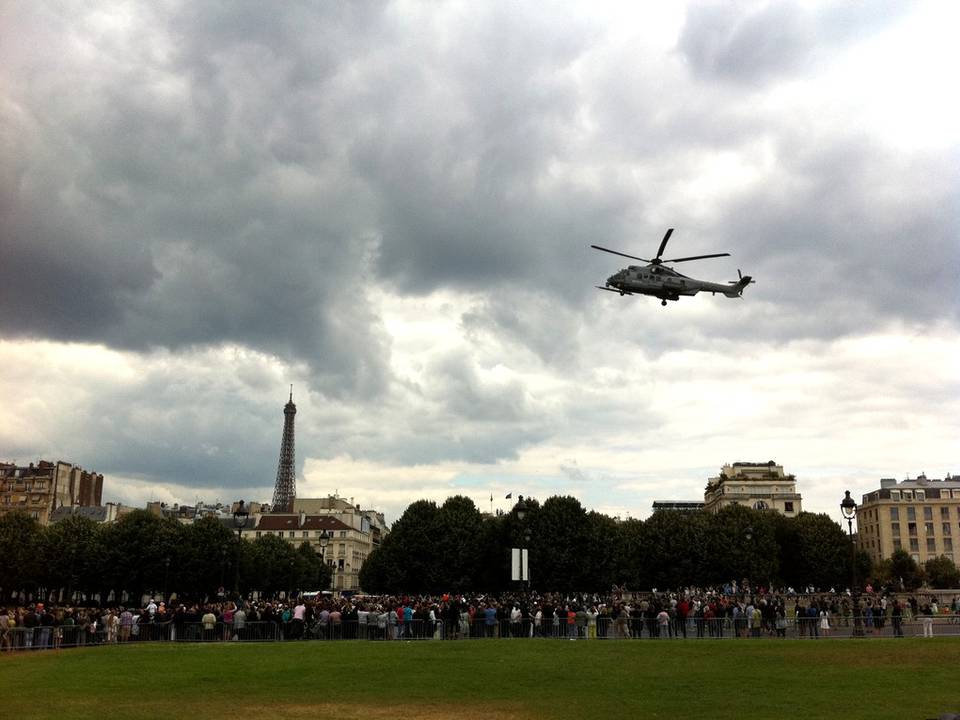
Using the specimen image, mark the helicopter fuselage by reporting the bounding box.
[606,264,745,301]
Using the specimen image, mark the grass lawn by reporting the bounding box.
[3,639,957,719]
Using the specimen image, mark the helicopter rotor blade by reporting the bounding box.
[590,245,650,263]
[655,228,674,260]
[596,285,633,295]
[662,252,731,263]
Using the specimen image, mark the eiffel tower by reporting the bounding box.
[271,386,297,513]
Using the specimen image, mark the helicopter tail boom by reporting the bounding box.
[724,273,754,298]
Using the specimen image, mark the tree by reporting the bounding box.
[924,555,960,589]
[433,495,484,591]
[703,505,778,587]
[639,510,714,590]
[0,511,43,601]
[584,511,624,591]
[177,516,236,600]
[619,518,649,589]
[40,515,104,603]
[886,549,923,591]
[97,510,188,603]
[529,496,590,591]
[293,541,329,591]
[775,512,850,591]
[379,499,442,593]
[244,534,299,597]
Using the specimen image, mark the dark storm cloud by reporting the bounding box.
[1,0,956,499]
[0,1,392,398]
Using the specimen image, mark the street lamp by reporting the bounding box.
[288,558,296,601]
[840,490,863,636]
[233,500,249,598]
[318,529,331,589]
[219,544,227,597]
[163,556,170,601]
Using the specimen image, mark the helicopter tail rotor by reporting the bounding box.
[729,269,755,296]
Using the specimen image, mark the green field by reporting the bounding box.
[4,639,957,719]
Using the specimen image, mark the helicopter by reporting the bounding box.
[591,228,754,306]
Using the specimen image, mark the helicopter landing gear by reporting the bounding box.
[620,291,625,296]
[661,299,667,306]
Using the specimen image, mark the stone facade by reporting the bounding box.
[0,460,103,525]
[703,461,802,516]
[857,474,960,565]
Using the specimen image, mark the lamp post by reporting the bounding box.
[318,529,331,589]
[219,544,227,598]
[743,526,754,589]
[841,490,863,637]
[233,500,249,598]
[163,556,170,602]
[288,558,296,601]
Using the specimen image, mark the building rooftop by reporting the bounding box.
[49,506,110,523]
[257,514,352,532]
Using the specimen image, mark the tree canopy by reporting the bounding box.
[360,496,869,594]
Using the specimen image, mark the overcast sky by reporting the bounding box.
[2,0,958,524]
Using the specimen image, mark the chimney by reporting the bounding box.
[298,510,306,527]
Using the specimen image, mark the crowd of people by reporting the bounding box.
[3,583,958,650]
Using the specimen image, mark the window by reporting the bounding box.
[926,522,935,536]
[893,538,902,551]
[889,507,900,521]
[255,531,261,538]
[891,490,900,501]
[753,500,768,510]
[941,507,951,519]
[910,538,919,551]
[302,531,308,538]
[904,491,913,500]
[924,506,933,520]
[945,538,954,552]
[917,490,925,501]
[911,553,920,562]
[907,507,916,521]
[908,522,917,536]
[289,531,295,538]
[784,502,794,512]
[891,522,900,536]
[927,538,936,552]
[944,523,952,536]
[340,530,347,537]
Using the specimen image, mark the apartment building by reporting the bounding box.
[0,460,104,524]
[703,461,802,515]
[857,474,960,565]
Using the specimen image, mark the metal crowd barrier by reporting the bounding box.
[3,615,959,651]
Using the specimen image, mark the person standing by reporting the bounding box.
[921,603,934,638]
[891,600,904,637]
[586,605,598,639]
[119,607,133,642]
[232,603,246,641]
[201,606,217,642]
